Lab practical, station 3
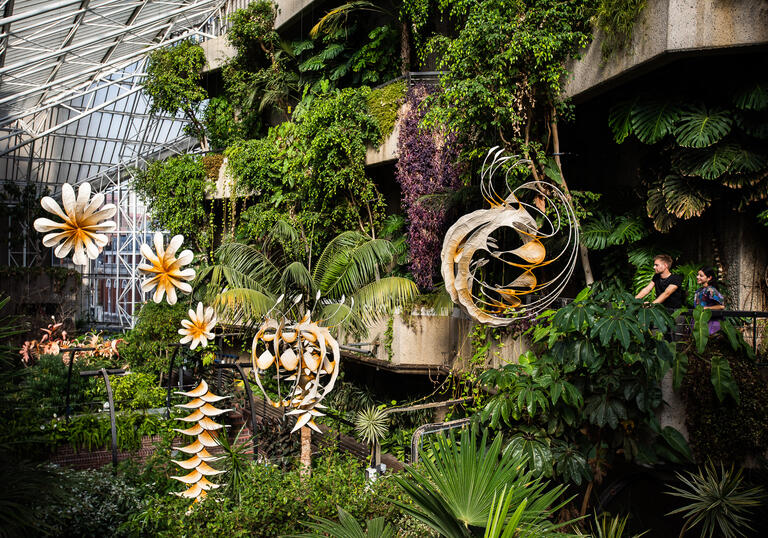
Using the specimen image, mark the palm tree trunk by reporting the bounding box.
[550,107,594,285]
[300,425,312,477]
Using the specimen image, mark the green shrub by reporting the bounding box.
[112,372,165,410]
[34,467,141,538]
[118,302,188,375]
[125,448,401,537]
[367,80,406,140]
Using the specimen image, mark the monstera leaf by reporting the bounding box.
[581,214,613,250]
[734,110,768,139]
[674,105,733,148]
[733,81,768,111]
[674,145,767,180]
[608,97,638,143]
[645,180,677,232]
[630,99,682,144]
[662,175,711,219]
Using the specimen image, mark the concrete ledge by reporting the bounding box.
[365,118,400,165]
[201,36,236,71]
[565,0,768,100]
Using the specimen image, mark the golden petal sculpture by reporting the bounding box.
[171,380,231,504]
[178,302,217,350]
[33,182,117,266]
[138,232,195,305]
[441,147,579,326]
[251,311,340,435]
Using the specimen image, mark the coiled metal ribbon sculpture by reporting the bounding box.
[441,147,579,326]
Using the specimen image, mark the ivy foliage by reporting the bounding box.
[608,79,768,231]
[144,41,208,146]
[226,87,384,246]
[366,80,406,140]
[480,286,691,487]
[591,0,646,59]
[131,154,214,256]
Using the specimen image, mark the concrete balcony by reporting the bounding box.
[564,0,768,101]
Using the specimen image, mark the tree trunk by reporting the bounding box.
[400,20,411,75]
[550,108,595,285]
[300,425,312,477]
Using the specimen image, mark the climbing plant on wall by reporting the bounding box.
[395,84,461,289]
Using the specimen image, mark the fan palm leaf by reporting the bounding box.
[287,507,395,538]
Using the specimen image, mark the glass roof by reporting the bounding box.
[0,0,224,192]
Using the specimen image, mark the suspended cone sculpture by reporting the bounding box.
[170,380,230,503]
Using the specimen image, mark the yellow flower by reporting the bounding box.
[179,302,217,350]
[138,232,195,304]
[33,182,116,266]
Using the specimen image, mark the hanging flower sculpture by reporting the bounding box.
[138,232,195,304]
[33,182,116,266]
[179,302,217,350]
[252,308,341,434]
[441,147,579,326]
[170,380,229,503]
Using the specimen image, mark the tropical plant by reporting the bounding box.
[479,286,692,516]
[200,225,418,334]
[144,40,209,149]
[216,424,253,503]
[666,461,765,538]
[582,512,648,538]
[354,405,389,463]
[393,427,573,537]
[288,506,395,538]
[608,80,768,231]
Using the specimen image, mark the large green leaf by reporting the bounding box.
[674,105,733,148]
[504,431,553,477]
[581,214,613,250]
[608,98,638,143]
[660,426,693,463]
[674,144,767,180]
[630,99,682,144]
[288,507,395,538]
[733,81,768,111]
[551,441,592,486]
[584,395,627,429]
[672,352,688,391]
[691,306,712,353]
[645,181,677,232]
[710,355,740,404]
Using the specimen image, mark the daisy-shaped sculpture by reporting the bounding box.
[33,183,116,266]
[179,302,217,350]
[138,232,195,304]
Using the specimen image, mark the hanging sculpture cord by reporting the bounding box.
[441,147,579,326]
[251,308,341,434]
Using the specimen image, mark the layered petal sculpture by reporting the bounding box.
[171,380,230,504]
[179,302,217,350]
[138,232,195,304]
[33,182,116,266]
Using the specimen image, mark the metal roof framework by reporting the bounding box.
[0,0,230,328]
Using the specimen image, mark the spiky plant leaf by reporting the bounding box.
[353,277,418,325]
[287,506,395,538]
[662,175,711,220]
[354,406,388,446]
[733,81,768,111]
[608,98,638,143]
[666,461,765,538]
[630,99,682,144]
[281,261,315,295]
[674,105,733,148]
[315,234,396,298]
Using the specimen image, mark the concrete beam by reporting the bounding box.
[565,0,768,101]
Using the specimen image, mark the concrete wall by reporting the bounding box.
[565,0,768,100]
[363,310,529,369]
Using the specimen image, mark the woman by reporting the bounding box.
[694,267,725,334]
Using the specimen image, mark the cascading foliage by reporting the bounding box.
[395,84,461,289]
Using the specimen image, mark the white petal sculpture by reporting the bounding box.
[179,302,217,350]
[441,147,579,326]
[33,182,116,266]
[138,232,195,305]
[171,380,230,503]
[251,310,340,434]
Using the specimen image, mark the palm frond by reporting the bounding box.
[281,261,315,295]
[287,507,395,538]
[315,234,396,297]
[309,2,387,38]
[581,215,614,250]
[674,105,733,148]
[352,277,418,324]
[216,242,282,292]
[214,288,277,326]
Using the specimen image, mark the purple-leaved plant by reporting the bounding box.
[396,85,461,290]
